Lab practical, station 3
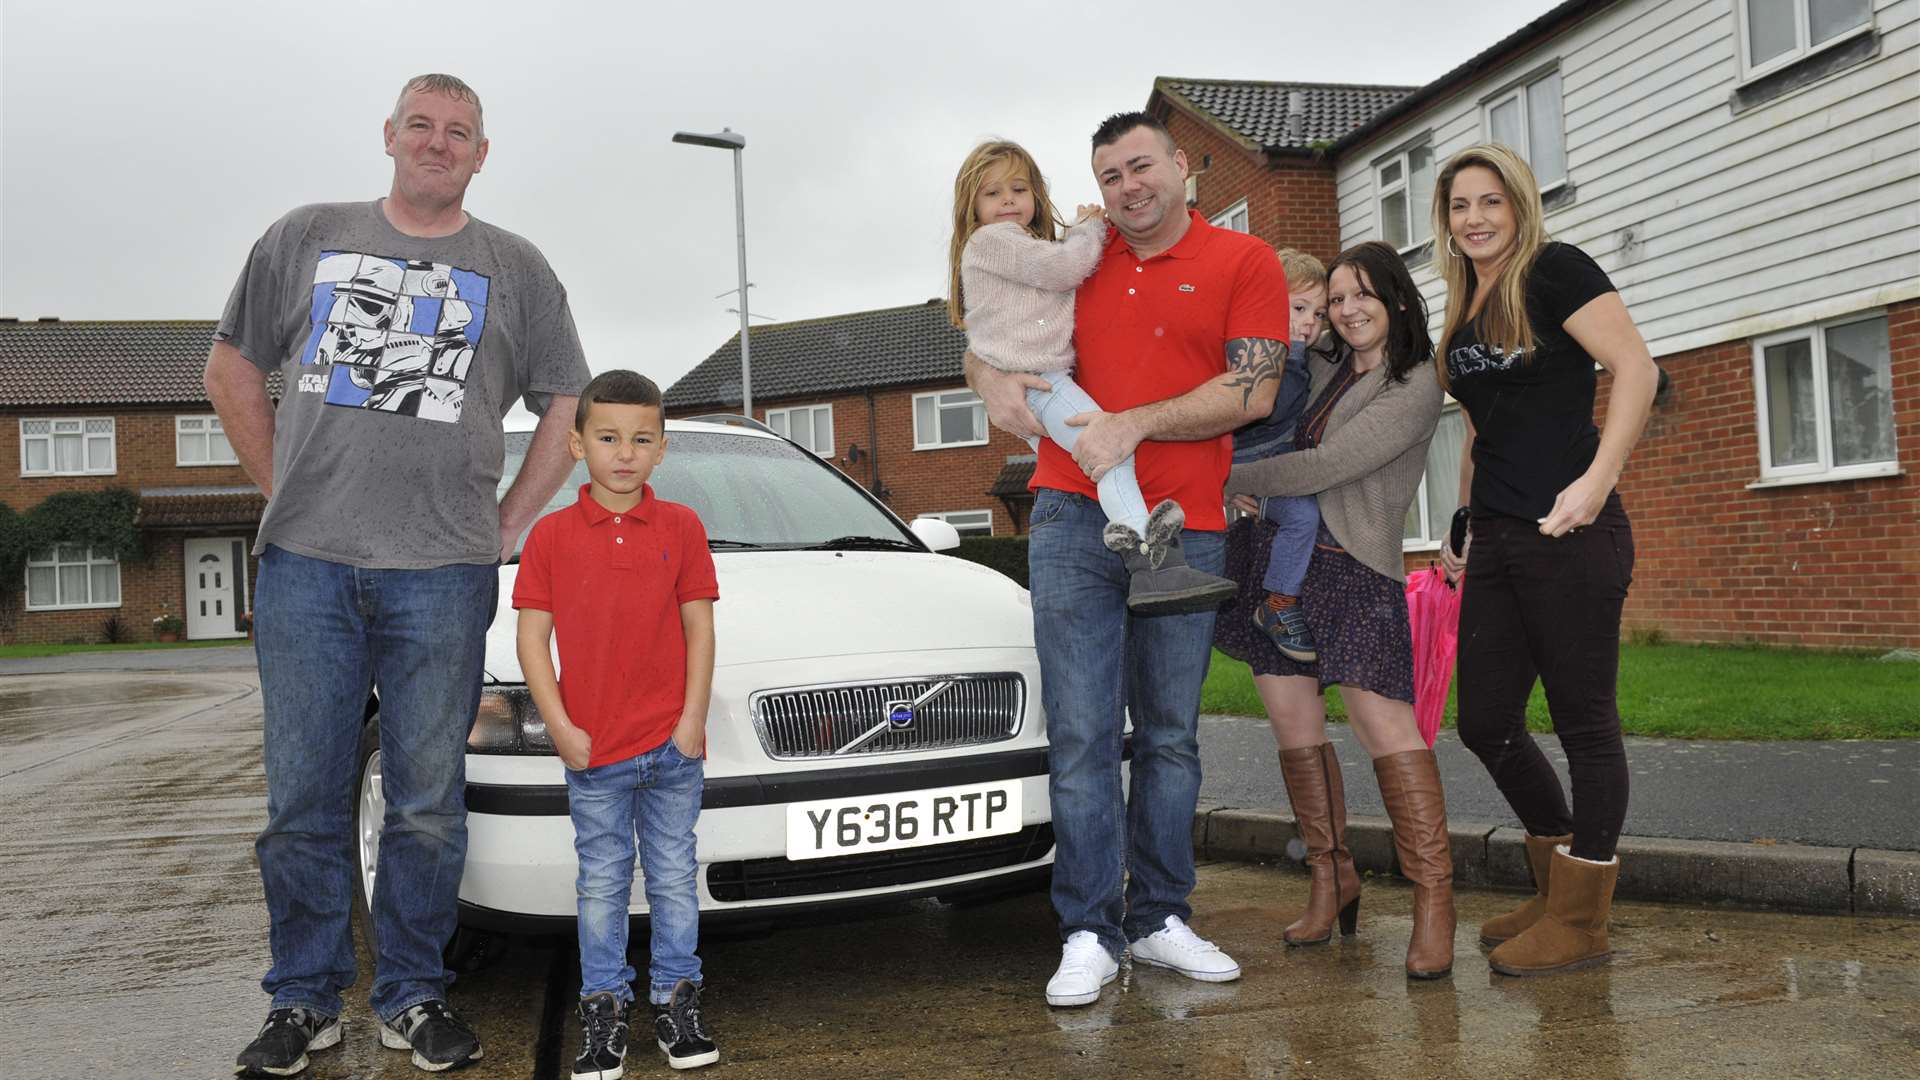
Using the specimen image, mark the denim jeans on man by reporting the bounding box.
[566,740,705,1003]
[252,545,496,1022]
[1029,489,1224,958]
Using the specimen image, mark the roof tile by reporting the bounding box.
[665,300,966,409]
[1156,78,1417,152]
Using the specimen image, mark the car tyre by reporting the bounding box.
[354,716,497,973]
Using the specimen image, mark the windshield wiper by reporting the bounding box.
[707,538,768,549]
[802,535,923,552]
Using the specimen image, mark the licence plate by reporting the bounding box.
[785,780,1023,861]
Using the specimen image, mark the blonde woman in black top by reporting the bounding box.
[1431,144,1659,977]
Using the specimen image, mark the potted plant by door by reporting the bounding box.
[240,610,254,641]
[153,611,184,643]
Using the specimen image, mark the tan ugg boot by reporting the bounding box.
[1480,832,1572,946]
[1488,846,1620,977]
[1277,743,1361,945]
[1374,749,1455,979]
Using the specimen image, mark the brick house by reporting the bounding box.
[663,299,1042,537]
[1145,0,1918,649]
[0,319,263,645]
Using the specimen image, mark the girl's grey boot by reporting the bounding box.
[1102,500,1238,616]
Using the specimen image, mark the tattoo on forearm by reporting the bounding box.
[1224,337,1285,409]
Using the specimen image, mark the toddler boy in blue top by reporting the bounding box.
[513,370,722,1076]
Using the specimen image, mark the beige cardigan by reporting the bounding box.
[1225,351,1443,582]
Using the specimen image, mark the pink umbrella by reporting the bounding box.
[1404,566,1461,748]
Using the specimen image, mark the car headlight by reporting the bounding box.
[466,687,554,754]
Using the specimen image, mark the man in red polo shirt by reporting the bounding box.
[966,112,1290,1008]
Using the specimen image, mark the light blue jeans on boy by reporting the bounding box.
[1028,489,1224,958]
[252,545,496,1023]
[1259,494,1320,596]
[566,739,705,1004]
[1026,369,1151,536]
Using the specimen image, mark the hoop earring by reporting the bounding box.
[1446,235,1461,258]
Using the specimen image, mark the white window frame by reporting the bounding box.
[1481,68,1567,192]
[175,414,239,467]
[1749,311,1900,488]
[23,546,122,612]
[1373,140,1435,255]
[765,404,834,457]
[1209,198,1249,234]
[19,417,116,477]
[921,509,995,538]
[912,389,989,450]
[1404,404,1467,553]
[1735,0,1874,82]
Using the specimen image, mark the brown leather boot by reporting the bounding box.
[1374,749,1455,979]
[1480,832,1572,946]
[1277,743,1361,945]
[1489,846,1619,976]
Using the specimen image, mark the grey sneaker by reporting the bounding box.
[1252,598,1318,662]
[379,999,483,1072]
[236,1007,341,1078]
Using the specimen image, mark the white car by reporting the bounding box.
[353,416,1053,959]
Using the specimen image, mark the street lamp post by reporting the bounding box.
[672,127,753,417]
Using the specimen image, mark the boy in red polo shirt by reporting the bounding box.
[513,370,721,1076]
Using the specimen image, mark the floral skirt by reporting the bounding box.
[1213,516,1415,704]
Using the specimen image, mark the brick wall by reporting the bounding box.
[1594,298,1920,649]
[2,404,261,645]
[671,385,1035,536]
[1160,109,1341,263]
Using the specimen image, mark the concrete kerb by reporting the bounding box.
[1196,806,1919,917]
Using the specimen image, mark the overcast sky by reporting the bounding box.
[1,0,1561,400]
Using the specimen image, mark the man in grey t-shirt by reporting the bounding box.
[207,73,588,1077]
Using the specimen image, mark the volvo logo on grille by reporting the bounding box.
[886,700,916,728]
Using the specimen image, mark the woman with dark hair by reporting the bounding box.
[1217,240,1453,979]
[1432,145,1658,977]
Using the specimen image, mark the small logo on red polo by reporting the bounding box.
[1178,283,1196,293]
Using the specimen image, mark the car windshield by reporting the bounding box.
[498,428,919,558]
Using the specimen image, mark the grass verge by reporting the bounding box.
[0,639,249,659]
[1201,643,1920,740]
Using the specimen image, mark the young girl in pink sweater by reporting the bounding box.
[947,140,1235,615]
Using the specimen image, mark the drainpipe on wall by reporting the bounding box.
[865,389,888,502]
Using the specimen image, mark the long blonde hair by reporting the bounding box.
[1431,144,1549,390]
[946,140,1061,327]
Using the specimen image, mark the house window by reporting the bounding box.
[1753,313,1896,483]
[1404,407,1469,551]
[922,510,994,538]
[19,417,115,476]
[766,404,834,456]
[1209,199,1249,233]
[1484,69,1567,190]
[176,415,238,466]
[1740,0,1872,79]
[24,546,121,611]
[1375,143,1435,253]
[913,390,988,449]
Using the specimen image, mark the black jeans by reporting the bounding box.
[1455,493,1634,861]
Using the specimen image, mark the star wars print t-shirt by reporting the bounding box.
[217,201,590,568]
[1443,242,1616,523]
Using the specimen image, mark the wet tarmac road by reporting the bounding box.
[2,670,1916,1079]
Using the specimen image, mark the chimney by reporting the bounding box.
[1286,90,1306,140]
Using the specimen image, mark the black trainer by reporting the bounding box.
[651,979,718,1070]
[572,992,629,1080]
[379,999,483,1072]
[235,1006,341,1078]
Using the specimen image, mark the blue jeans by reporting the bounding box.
[252,545,497,1021]
[1028,489,1223,957]
[1026,370,1150,535]
[1259,494,1319,596]
[566,740,705,1004]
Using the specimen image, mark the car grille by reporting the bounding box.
[750,673,1024,759]
[705,824,1054,902]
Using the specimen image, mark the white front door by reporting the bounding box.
[184,538,247,640]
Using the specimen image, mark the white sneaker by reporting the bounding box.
[1045,931,1119,1007]
[1128,916,1242,982]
